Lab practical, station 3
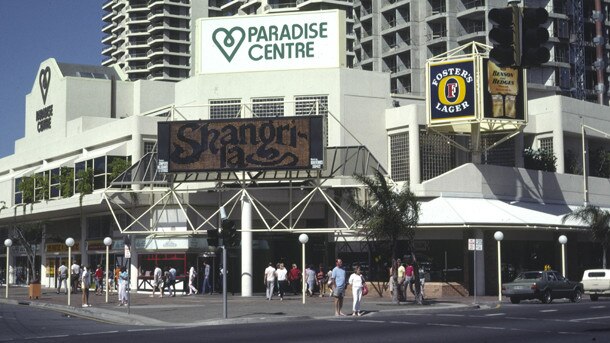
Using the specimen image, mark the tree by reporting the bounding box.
[562,205,610,268]
[351,170,422,303]
[523,147,557,172]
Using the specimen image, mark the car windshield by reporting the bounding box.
[515,272,543,281]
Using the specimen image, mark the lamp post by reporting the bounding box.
[494,231,504,302]
[103,237,112,303]
[558,235,568,277]
[65,237,75,306]
[4,238,12,299]
[298,234,309,305]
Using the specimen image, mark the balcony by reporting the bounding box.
[102,0,115,11]
[462,0,484,9]
[102,22,117,33]
[296,0,353,9]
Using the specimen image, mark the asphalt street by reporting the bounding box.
[2,298,609,342]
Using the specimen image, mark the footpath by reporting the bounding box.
[0,286,498,327]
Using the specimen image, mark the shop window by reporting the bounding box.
[209,99,241,119]
[252,97,284,117]
[390,132,409,182]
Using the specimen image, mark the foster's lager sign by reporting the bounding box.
[428,59,476,121]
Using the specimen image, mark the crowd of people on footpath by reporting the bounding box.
[263,258,367,317]
[55,261,129,308]
[387,257,426,303]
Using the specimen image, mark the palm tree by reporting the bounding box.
[562,205,610,268]
[351,170,421,303]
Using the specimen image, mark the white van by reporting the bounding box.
[581,269,610,301]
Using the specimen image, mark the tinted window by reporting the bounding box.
[588,272,606,277]
[515,272,543,280]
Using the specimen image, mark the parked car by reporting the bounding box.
[502,270,583,304]
[581,269,610,301]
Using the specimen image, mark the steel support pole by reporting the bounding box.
[67,247,72,306]
[302,243,306,304]
[105,245,109,303]
[5,246,9,299]
[497,240,502,302]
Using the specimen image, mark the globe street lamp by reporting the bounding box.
[298,234,309,305]
[558,235,568,277]
[4,238,12,299]
[65,237,75,306]
[103,237,112,303]
[494,231,504,302]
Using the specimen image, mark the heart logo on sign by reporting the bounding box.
[212,27,246,63]
[39,66,51,105]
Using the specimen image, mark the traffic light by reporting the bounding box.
[520,7,550,67]
[488,6,519,67]
[207,228,219,247]
[221,219,239,248]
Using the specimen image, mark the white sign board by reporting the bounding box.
[468,238,483,251]
[197,10,346,74]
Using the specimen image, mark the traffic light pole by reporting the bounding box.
[510,1,521,67]
[222,245,227,319]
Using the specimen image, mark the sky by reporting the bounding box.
[0,1,103,158]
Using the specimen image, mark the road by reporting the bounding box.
[2,299,610,342]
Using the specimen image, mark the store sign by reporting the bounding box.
[135,237,207,251]
[36,66,53,132]
[198,10,345,74]
[157,116,325,172]
[46,242,80,253]
[428,59,476,121]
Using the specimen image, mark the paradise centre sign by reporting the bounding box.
[157,116,325,173]
[197,10,346,74]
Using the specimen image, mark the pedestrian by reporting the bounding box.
[405,261,414,299]
[188,266,198,295]
[56,263,68,294]
[81,266,91,307]
[316,265,326,297]
[264,262,276,300]
[94,265,104,295]
[71,260,81,293]
[348,265,365,316]
[275,263,288,301]
[118,266,128,306]
[152,264,163,298]
[275,263,281,296]
[305,264,316,296]
[397,258,406,302]
[288,263,301,295]
[164,267,176,297]
[114,265,121,292]
[202,260,211,295]
[330,258,346,316]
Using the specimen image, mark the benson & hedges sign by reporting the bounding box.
[157,116,325,173]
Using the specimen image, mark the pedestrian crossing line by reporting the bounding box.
[590,305,605,309]
[539,309,557,313]
[484,313,506,317]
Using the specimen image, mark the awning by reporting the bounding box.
[0,166,41,183]
[37,155,78,173]
[74,142,127,163]
[418,197,587,229]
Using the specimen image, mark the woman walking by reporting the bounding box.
[348,266,365,316]
[118,266,129,306]
[275,263,288,301]
[188,266,198,295]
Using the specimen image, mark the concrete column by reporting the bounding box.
[41,225,48,287]
[474,229,486,296]
[80,216,88,268]
[129,248,138,293]
[553,124,565,174]
[408,115,421,186]
[241,195,253,296]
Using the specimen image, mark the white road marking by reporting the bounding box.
[390,321,417,325]
[590,305,605,309]
[437,313,464,317]
[506,317,535,320]
[570,315,610,322]
[428,323,461,328]
[484,313,506,317]
[539,309,557,313]
[357,320,386,324]
[466,325,505,330]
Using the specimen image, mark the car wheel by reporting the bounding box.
[541,290,552,304]
[590,294,599,301]
[510,297,520,304]
[570,289,582,303]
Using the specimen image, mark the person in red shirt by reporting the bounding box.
[288,264,302,295]
[405,262,415,298]
[94,265,104,295]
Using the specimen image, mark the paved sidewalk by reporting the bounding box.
[0,286,496,327]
